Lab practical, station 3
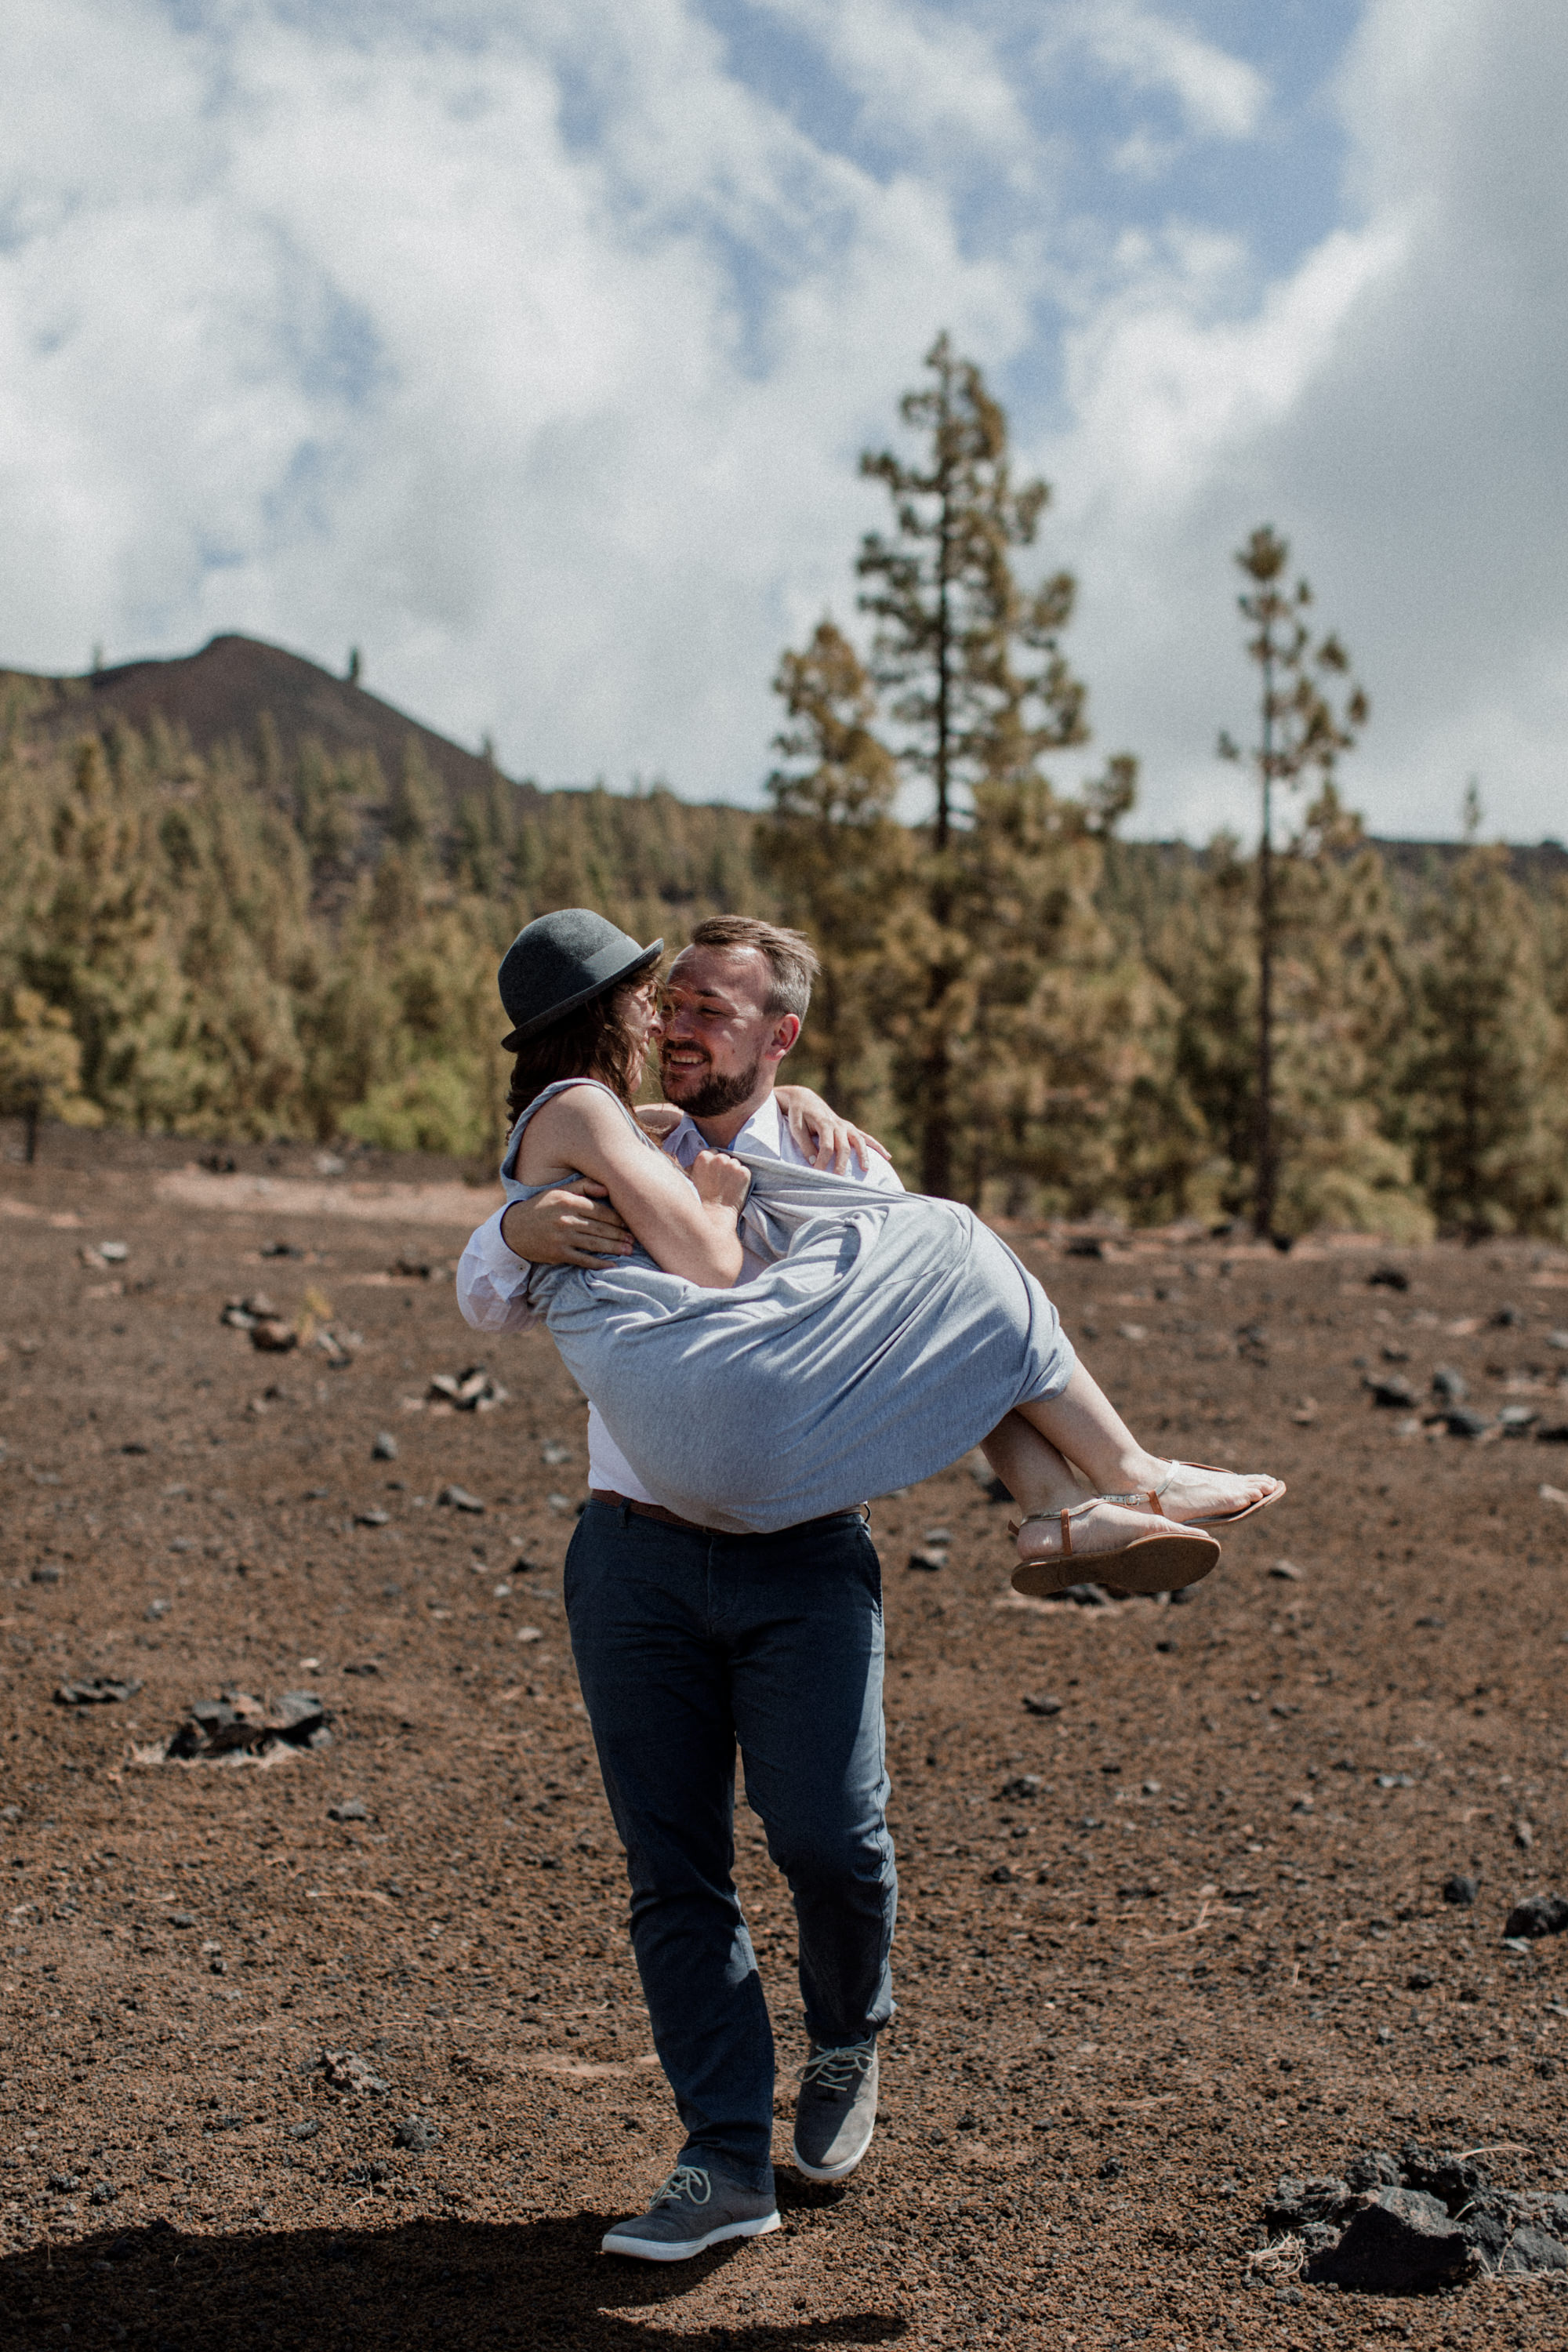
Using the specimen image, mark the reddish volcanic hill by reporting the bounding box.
[4,632,526,807]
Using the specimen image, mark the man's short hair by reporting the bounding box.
[685,916,819,1021]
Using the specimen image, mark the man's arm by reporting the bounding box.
[518,1087,746,1287]
[499,1180,634,1268]
[456,1206,544,1331]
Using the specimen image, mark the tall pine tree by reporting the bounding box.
[857,333,1099,1196]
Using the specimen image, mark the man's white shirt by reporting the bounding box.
[455,1091,904,1505]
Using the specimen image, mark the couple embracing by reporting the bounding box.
[458,909,1282,2260]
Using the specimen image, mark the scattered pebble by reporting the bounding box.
[1367,1267,1410,1291]
[161,1688,330,1761]
[394,2114,440,2153]
[354,1508,390,1528]
[1431,1365,1468,1402]
[1267,1559,1303,1581]
[371,1432,399,1461]
[1503,1892,1568,1940]
[321,2049,390,2096]
[429,1366,508,1413]
[1442,1873,1478,1906]
[328,1798,372,1823]
[906,1547,947,1573]
[437,1484,485,1514]
[1022,1694,1062,1717]
[1364,1375,1415,1408]
[1443,1406,1493,1439]
[55,1675,142,1706]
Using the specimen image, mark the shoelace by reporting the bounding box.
[799,2042,875,2093]
[652,2164,713,2209]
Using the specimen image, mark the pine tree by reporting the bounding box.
[757,619,906,1123]
[0,985,103,1157]
[1403,823,1560,1236]
[857,333,1092,1196]
[1219,527,1368,1237]
[1269,789,1428,1240]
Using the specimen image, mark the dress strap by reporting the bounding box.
[499,1076,655,1187]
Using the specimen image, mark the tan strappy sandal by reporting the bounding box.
[1008,1493,1221,1601]
[1152,1461,1286,1527]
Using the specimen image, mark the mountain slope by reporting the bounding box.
[3,632,527,808]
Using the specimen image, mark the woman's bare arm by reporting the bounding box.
[505,1087,745,1287]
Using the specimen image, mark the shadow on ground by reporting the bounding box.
[0,2198,909,2352]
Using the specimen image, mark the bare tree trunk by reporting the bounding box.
[1253,826,1276,1237]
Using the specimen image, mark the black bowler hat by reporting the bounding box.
[497,909,663,1051]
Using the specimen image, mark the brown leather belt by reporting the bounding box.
[589,1490,869,1537]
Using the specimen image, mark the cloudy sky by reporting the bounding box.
[2,2,1563,841]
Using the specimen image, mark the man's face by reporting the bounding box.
[658,946,799,1117]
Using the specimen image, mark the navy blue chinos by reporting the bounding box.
[564,1497,897,2194]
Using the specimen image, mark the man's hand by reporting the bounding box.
[775,1083,893,1175]
[499,1181,633,1268]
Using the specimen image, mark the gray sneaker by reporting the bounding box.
[601,2163,780,2262]
[793,2039,879,2180]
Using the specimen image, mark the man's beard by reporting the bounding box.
[660,1051,764,1120]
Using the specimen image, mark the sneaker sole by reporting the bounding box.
[791,2122,876,2183]
[601,2211,780,2262]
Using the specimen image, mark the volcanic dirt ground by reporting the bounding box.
[1,1135,1566,2352]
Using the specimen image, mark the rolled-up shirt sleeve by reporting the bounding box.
[456,1205,543,1333]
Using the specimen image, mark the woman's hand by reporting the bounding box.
[775,1083,892,1175]
[689,1149,751,1214]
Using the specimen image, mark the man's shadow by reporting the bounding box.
[0,2180,908,2352]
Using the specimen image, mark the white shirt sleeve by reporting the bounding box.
[456,1205,543,1334]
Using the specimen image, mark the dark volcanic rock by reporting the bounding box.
[1367,1266,1410,1290]
[1364,1375,1416,1408]
[1265,2174,1357,2231]
[1305,2187,1475,2294]
[394,2114,441,2153]
[1504,1893,1568,1940]
[1443,1407,1493,1439]
[1499,2226,1568,2275]
[1431,1365,1468,1402]
[1398,2141,1490,2210]
[55,1675,142,1705]
[1443,1873,1478,1906]
[1344,2151,1402,2192]
[166,1688,328,1759]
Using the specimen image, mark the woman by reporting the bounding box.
[486,911,1282,1592]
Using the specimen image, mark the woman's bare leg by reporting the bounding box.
[1014,1363,1281,1523]
[983,1410,1196,1566]
[981,1413,1091,1522]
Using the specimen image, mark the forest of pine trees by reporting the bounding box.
[2,339,1566,1240]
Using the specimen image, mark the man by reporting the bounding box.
[457,916,903,2261]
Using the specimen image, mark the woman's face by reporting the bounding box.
[622,975,662,1054]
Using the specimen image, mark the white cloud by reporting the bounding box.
[1041,2,1269,141]
[0,2,1564,847]
[1033,0,1568,844]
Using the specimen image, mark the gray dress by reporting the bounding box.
[501,1079,1076,1535]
